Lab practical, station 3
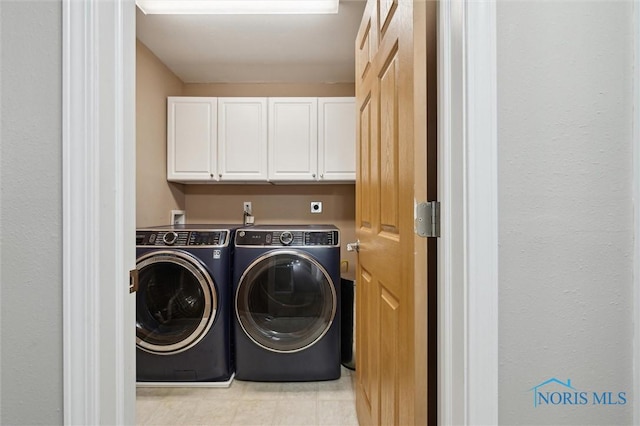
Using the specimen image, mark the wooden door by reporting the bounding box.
[354,0,437,424]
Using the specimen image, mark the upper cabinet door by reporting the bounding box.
[268,98,318,181]
[218,98,268,181]
[318,97,356,181]
[167,97,218,182]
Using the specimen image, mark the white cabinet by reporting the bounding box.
[318,97,356,181]
[218,98,268,181]
[167,97,267,182]
[167,96,355,183]
[268,98,318,181]
[167,97,217,181]
[268,97,356,182]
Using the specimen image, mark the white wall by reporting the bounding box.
[497,1,634,424]
[0,1,64,424]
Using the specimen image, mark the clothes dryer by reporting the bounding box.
[135,224,239,383]
[233,225,341,381]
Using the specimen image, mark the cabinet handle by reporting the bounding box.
[312,173,316,178]
[210,173,213,178]
[320,174,324,179]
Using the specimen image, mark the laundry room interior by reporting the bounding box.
[134,1,364,425]
[135,30,360,270]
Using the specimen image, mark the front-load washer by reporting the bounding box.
[233,225,341,381]
[135,224,239,383]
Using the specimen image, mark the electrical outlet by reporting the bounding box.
[243,201,252,215]
[170,210,185,225]
[311,201,322,213]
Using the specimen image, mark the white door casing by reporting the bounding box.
[63,0,136,424]
[633,2,640,425]
[438,0,499,424]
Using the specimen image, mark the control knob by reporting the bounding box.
[279,231,294,245]
[163,231,178,245]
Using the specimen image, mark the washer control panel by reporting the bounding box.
[136,230,230,247]
[235,229,339,247]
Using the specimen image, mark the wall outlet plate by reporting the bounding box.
[170,210,186,225]
[311,201,322,213]
[243,201,252,215]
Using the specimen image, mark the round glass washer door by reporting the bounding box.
[136,250,217,355]
[235,250,336,353]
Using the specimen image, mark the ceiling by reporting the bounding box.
[135,0,366,84]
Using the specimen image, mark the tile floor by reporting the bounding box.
[136,367,357,426]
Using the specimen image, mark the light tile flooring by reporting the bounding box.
[136,367,357,426]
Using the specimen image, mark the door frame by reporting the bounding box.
[62,0,500,424]
[68,1,640,425]
[634,1,640,425]
[60,1,640,424]
[62,0,136,424]
[438,0,499,424]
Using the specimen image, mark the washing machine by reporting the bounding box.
[233,225,341,382]
[135,224,239,383]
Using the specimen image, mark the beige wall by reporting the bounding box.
[136,40,185,226]
[185,183,357,269]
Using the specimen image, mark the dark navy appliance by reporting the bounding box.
[135,224,239,382]
[233,225,341,381]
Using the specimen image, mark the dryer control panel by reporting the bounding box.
[136,230,230,247]
[235,229,340,247]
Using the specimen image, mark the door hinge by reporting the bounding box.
[129,269,139,294]
[415,201,441,238]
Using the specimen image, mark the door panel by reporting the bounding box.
[378,48,399,233]
[380,285,399,426]
[379,0,397,37]
[357,19,373,80]
[359,97,373,229]
[358,268,375,415]
[355,1,436,424]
